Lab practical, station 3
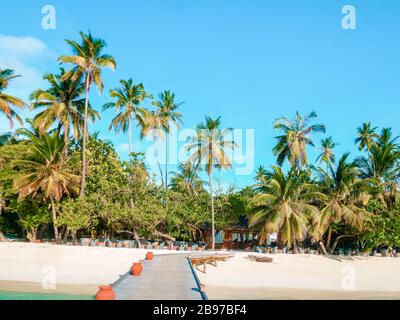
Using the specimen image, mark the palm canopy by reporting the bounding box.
[356,128,400,182]
[312,153,372,244]
[152,90,184,131]
[316,136,338,165]
[273,111,326,169]
[0,69,27,128]
[254,165,268,184]
[103,79,152,133]
[169,161,204,194]
[186,116,236,175]
[354,122,379,152]
[11,131,80,201]
[58,31,116,93]
[30,69,99,143]
[249,166,320,248]
[141,108,167,141]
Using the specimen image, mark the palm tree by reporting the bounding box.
[0,69,26,128]
[141,109,167,186]
[103,79,152,161]
[316,137,338,170]
[357,128,400,181]
[354,122,379,153]
[186,116,236,250]
[30,68,99,159]
[169,161,204,194]
[273,111,326,172]
[152,91,183,189]
[254,165,268,184]
[312,153,372,253]
[356,128,400,208]
[10,131,80,242]
[58,31,116,197]
[250,166,320,253]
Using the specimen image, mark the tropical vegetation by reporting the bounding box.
[1,31,400,254]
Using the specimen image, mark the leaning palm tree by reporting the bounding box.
[0,69,26,128]
[312,153,372,253]
[250,166,320,253]
[316,137,338,170]
[186,116,236,250]
[103,79,152,161]
[30,68,99,159]
[152,91,183,189]
[354,122,379,153]
[141,109,167,186]
[273,111,326,172]
[58,31,116,197]
[169,161,204,194]
[10,131,80,243]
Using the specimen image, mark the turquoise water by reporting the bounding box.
[0,291,94,300]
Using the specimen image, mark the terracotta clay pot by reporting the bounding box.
[146,252,154,261]
[131,262,143,276]
[95,285,116,300]
[35,240,41,244]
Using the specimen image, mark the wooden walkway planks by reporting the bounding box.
[113,254,205,300]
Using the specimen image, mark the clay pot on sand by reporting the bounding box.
[131,262,143,276]
[146,252,154,260]
[95,285,116,300]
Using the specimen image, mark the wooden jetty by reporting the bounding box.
[112,254,207,300]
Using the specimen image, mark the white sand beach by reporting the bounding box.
[196,252,400,300]
[0,242,179,295]
[2,243,400,299]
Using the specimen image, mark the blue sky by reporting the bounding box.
[1,0,400,189]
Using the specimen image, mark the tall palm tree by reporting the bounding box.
[30,69,99,159]
[169,161,204,194]
[316,136,338,170]
[141,109,167,186]
[58,31,116,197]
[186,116,236,250]
[312,153,371,252]
[250,166,320,253]
[273,111,326,172]
[356,128,400,208]
[10,131,80,242]
[103,79,152,161]
[0,69,26,128]
[354,122,379,153]
[152,91,183,189]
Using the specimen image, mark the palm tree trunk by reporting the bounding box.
[154,137,164,187]
[50,196,59,244]
[209,170,215,251]
[80,75,91,198]
[128,116,133,163]
[326,226,332,250]
[165,131,168,190]
[63,121,69,161]
[292,238,298,254]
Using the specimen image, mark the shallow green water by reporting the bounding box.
[0,291,94,300]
